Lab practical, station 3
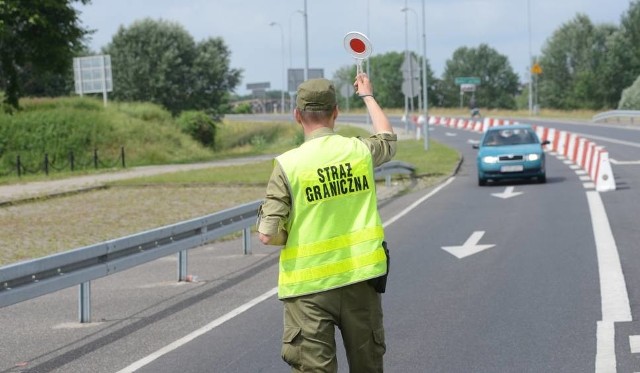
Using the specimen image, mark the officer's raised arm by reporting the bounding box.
[353,73,394,135]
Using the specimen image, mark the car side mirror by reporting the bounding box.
[541,140,550,146]
[472,144,479,149]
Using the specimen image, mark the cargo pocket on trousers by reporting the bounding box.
[281,326,302,368]
[373,327,387,356]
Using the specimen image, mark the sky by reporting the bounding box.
[76,0,632,95]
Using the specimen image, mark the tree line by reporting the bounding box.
[1,0,639,116]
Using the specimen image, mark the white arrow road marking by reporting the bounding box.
[468,139,480,145]
[442,231,495,259]
[610,158,640,165]
[629,335,640,353]
[445,132,457,136]
[491,186,523,199]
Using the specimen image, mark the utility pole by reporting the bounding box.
[303,0,309,81]
[421,0,429,150]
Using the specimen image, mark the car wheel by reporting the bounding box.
[538,174,546,183]
[478,177,487,186]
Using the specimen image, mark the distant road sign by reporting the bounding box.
[73,55,112,95]
[400,55,420,76]
[287,68,324,92]
[246,82,270,90]
[531,63,542,75]
[455,76,481,85]
[402,78,420,98]
[460,83,476,92]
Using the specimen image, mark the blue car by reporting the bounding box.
[473,124,550,186]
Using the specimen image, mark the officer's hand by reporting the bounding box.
[353,73,373,96]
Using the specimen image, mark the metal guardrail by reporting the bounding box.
[592,110,640,123]
[374,160,416,186]
[0,162,415,322]
[0,200,262,322]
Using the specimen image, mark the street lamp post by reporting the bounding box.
[402,0,411,127]
[421,0,429,150]
[289,8,305,112]
[527,0,533,116]
[269,22,286,114]
[303,0,309,81]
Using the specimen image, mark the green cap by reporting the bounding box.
[296,78,337,112]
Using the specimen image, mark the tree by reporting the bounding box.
[190,37,242,118]
[619,75,640,109]
[104,19,196,115]
[0,0,91,110]
[441,44,519,109]
[103,18,241,116]
[604,1,640,107]
[538,14,620,109]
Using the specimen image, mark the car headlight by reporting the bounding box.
[482,156,499,164]
[526,153,540,161]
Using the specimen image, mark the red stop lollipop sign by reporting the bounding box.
[344,31,372,59]
[350,38,366,54]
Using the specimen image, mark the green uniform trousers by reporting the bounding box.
[281,280,386,373]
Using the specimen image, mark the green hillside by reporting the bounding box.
[0,97,306,180]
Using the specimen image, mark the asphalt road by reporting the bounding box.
[2,114,639,372]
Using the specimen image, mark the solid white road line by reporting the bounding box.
[117,177,456,372]
[382,176,455,228]
[116,288,278,373]
[589,191,632,373]
[573,132,640,149]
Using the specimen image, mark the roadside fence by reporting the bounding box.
[2,147,126,178]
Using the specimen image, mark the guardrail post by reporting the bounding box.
[79,282,91,323]
[243,227,252,255]
[385,175,391,187]
[177,250,188,281]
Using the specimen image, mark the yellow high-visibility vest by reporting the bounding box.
[276,134,387,299]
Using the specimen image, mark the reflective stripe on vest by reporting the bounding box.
[276,134,387,299]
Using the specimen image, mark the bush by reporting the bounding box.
[232,102,252,114]
[176,111,217,148]
[619,75,640,110]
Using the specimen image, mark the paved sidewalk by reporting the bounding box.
[0,155,277,205]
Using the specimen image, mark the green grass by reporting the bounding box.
[111,136,460,187]
[396,139,461,176]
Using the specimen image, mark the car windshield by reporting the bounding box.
[482,128,537,146]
